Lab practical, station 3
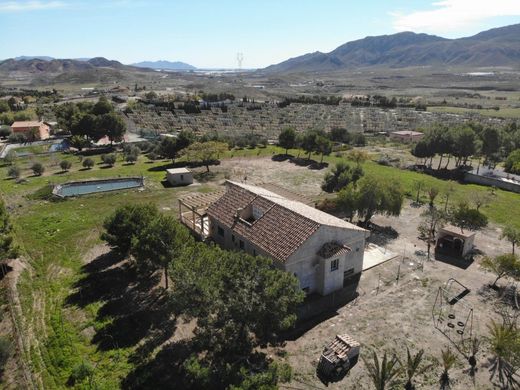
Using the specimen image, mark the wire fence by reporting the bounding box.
[372,252,427,296]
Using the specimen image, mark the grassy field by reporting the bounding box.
[2,145,520,388]
[427,105,520,119]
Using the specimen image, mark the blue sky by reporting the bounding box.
[1,0,519,68]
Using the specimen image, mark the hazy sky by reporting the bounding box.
[1,0,519,68]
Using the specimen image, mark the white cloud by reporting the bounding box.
[392,0,520,33]
[0,1,66,12]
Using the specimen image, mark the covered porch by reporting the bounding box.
[178,190,225,239]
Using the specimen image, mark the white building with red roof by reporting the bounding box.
[206,181,369,296]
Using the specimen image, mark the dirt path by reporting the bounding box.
[3,257,39,389]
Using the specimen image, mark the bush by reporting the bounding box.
[60,160,72,171]
[0,126,11,139]
[147,152,158,161]
[7,165,21,179]
[31,162,45,176]
[7,133,26,144]
[3,150,17,165]
[101,153,116,167]
[82,158,95,169]
[69,361,94,386]
[124,145,140,164]
[505,149,520,175]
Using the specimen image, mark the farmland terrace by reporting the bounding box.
[125,101,508,140]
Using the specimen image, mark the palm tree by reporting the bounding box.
[439,347,457,390]
[487,320,519,388]
[363,350,402,390]
[403,347,431,390]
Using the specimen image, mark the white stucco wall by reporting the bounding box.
[209,217,367,296]
[285,225,366,296]
[167,171,193,186]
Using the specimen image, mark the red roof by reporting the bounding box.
[207,182,320,262]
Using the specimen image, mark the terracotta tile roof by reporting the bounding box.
[317,242,351,259]
[207,181,365,262]
[11,121,42,128]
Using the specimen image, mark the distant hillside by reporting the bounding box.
[264,23,520,73]
[131,60,196,70]
[14,56,55,61]
[0,56,155,85]
[0,57,148,73]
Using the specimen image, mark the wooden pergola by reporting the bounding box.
[178,190,225,239]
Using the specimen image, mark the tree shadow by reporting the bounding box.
[122,339,194,390]
[308,161,329,170]
[66,251,175,352]
[271,154,293,162]
[366,223,399,246]
[290,157,315,167]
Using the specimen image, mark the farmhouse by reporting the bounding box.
[10,121,50,141]
[166,167,193,186]
[389,130,423,143]
[205,181,368,296]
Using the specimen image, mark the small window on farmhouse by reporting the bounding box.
[232,234,235,242]
[217,226,224,237]
[180,174,184,180]
[239,240,244,249]
[253,249,256,256]
[330,259,339,272]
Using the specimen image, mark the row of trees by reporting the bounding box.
[278,127,366,160]
[100,204,304,388]
[412,122,520,169]
[363,346,462,390]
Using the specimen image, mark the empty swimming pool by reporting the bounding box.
[53,177,144,197]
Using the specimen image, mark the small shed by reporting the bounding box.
[166,167,193,186]
[436,225,475,258]
[317,334,360,380]
[389,130,424,143]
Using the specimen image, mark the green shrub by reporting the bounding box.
[59,160,72,171]
[82,158,95,169]
[31,162,45,176]
[7,165,21,179]
[101,153,116,167]
[68,361,94,385]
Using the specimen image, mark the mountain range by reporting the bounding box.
[3,57,197,72]
[264,23,520,73]
[0,57,144,73]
